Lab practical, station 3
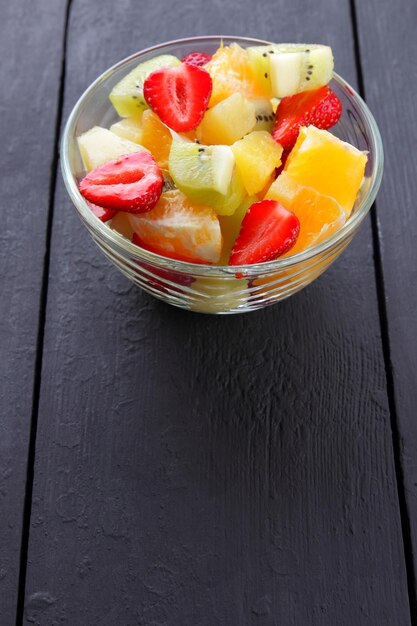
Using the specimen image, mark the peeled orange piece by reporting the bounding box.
[205,43,268,107]
[266,126,367,254]
[128,189,222,263]
[140,110,172,170]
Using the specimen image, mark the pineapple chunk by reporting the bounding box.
[196,93,256,145]
[110,117,143,144]
[77,126,148,171]
[232,131,283,195]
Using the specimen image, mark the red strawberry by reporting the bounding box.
[143,64,212,132]
[272,86,342,151]
[79,152,163,213]
[229,199,300,266]
[86,201,116,222]
[181,52,212,67]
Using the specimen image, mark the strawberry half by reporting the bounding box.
[79,151,163,213]
[229,199,300,266]
[272,86,342,151]
[87,201,116,222]
[143,64,212,132]
[181,52,212,67]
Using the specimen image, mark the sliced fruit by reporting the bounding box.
[204,43,268,106]
[128,188,222,263]
[87,201,116,222]
[140,109,172,170]
[77,126,148,171]
[252,98,275,132]
[285,125,367,215]
[110,117,143,144]
[247,43,334,98]
[190,277,248,313]
[109,211,135,239]
[182,52,212,67]
[143,64,212,132]
[229,199,300,265]
[196,93,256,145]
[265,126,367,254]
[266,171,346,255]
[169,137,245,216]
[272,85,342,150]
[132,235,195,293]
[232,131,283,195]
[218,196,257,264]
[79,151,163,213]
[109,54,181,118]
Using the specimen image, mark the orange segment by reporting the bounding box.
[205,43,268,107]
[140,110,172,169]
[285,125,368,216]
[266,171,345,254]
[128,189,222,263]
[266,126,367,255]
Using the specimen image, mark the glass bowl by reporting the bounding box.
[61,36,383,314]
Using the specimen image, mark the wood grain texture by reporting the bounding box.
[22,0,411,624]
[355,0,417,608]
[0,1,68,622]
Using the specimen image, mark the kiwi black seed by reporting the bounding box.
[264,73,268,78]
[262,52,267,57]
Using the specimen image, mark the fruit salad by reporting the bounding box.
[77,42,368,268]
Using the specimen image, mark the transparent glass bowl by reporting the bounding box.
[61,36,383,314]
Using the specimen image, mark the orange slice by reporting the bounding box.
[204,43,268,107]
[140,110,172,170]
[128,189,222,263]
[266,126,367,254]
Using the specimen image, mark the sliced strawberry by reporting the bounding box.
[181,52,212,67]
[229,199,300,266]
[79,152,163,213]
[272,86,342,151]
[86,201,116,222]
[143,64,212,132]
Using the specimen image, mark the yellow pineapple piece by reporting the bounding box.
[232,131,283,195]
[196,93,256,145]
[110,117,143,144]
[77,126,148,171]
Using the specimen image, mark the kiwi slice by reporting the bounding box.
[109,54,181,118]
[168,138,245,216]
[252,98,275,132]
[247,44,334,98]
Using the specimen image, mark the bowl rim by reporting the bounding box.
[61,35,384,276]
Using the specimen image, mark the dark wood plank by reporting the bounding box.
[22,1,411,624]
[0,1,69,622]
[354,0,417,614]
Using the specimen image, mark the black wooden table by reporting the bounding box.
[2,0,417,624]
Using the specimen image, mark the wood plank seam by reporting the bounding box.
[13,1,74,624]
[349,0,417,622]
